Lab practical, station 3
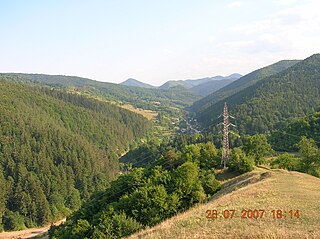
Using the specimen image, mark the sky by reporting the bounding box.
[1,0,320,86]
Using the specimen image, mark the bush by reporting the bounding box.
[243,134,273,164]
[201,173,221,195]
[229,148,255,174]
[93,207,142,239]
[271,153,301,171]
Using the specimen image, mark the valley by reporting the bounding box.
[0,54,319,239]
[2,1,320,238]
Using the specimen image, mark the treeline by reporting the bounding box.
[0,79,149,231]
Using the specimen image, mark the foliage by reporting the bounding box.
[50,158,219,238]
[200,170,221,195]
[298,137,320,177]
[269,112,320,151]
[121,134,219,169]
[243,134,273,164]
[271,137,320,178]
[228,148,255,174]
[3,211,26,231]
[0,79,149,229]
[271,153,301,171]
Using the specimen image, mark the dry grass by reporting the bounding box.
[120,104,158,120]
[128,168,320,239]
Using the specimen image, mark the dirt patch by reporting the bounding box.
[0,218,66,239]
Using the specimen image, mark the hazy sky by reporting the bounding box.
[1,0,319,85]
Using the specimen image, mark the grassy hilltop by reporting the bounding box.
[129,168,320,239]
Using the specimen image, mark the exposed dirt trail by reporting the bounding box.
[0,218,65,239]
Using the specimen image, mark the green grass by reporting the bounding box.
[128,168,320,239]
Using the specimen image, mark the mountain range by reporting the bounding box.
[120,73,242,96]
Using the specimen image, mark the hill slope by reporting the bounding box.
[191,60,300,112]
[159,80,192,89]
[195,54,320,133]
[0,78,149,230]
[1,73,200,110]
[191,78,237,96]
[129,168,320,239]
[185,73,242,87]
[120,78,155,89]
[159,74,242,91]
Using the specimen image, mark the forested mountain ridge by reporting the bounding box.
[191,59,300,112]
[1,73,200,111]
[0,78,149,231]
[194,54,320,134]
[159,73,241,90]
[191,78,237,96]
[159,74,241,96]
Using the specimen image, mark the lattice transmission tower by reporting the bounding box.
[220,102,236,168]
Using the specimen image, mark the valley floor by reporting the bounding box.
[128,168,320,239]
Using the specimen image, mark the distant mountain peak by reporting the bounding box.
[120,78,155,88]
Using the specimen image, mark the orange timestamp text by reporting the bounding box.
[205,209,300,219]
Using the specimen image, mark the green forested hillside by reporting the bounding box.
[1,73,200,111]
[269,111,320,151]
[191,59,300,112]
[49,139,226,239]
[194,54,320,134]
[0,78,149,231]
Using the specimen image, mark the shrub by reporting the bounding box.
[201,173,221,195]
[271,153,301,171]
[229,148,255,174]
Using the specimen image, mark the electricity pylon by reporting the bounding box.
[220,102,236,169]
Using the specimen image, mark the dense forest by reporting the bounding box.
[269,111,320,151]
[0,78,149,231]
[193,54,320,134]
[190,60,300,112]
